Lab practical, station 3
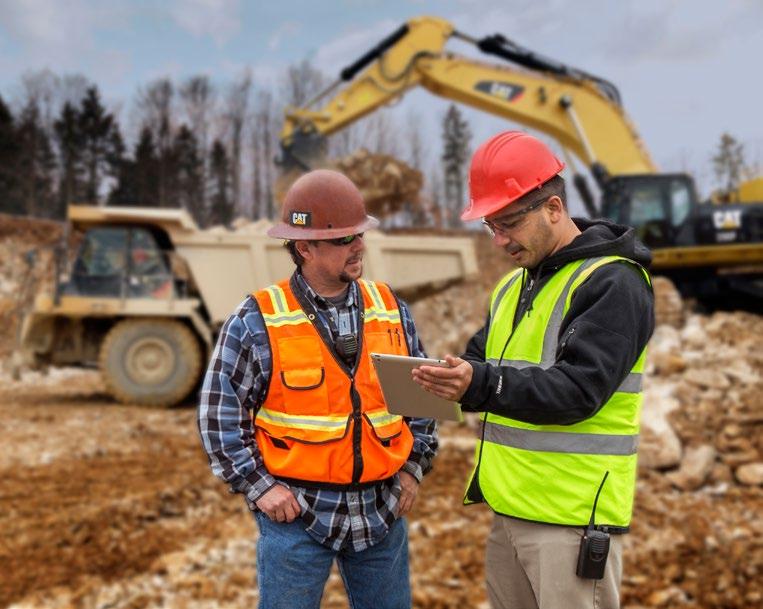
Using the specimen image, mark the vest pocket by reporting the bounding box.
[281,367,325,390]
[358,413,412,482]
[276,336,329,415]
[362,411,403,442]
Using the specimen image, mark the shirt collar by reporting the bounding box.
[293,269,356,310]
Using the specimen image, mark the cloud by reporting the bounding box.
[0,0,124,61]
[268,21,302,51]
[0,0,134,94]
[602,1,763,64]
[169,0,242,45]
[312,18,399,75]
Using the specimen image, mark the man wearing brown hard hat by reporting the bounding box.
[198,169,437,609]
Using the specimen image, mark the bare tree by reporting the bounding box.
[428,163,446,229]
[252,88,277,219]
[712,132,746,201]
[225,68,252,214]
[326,108,404,158]
[364,110,400,157]
[281,59,327,107]
[136,79,175,206]
[180,75,215,210]
[406,109,424,170]
[19,70,59,135]
[328,124,364,158]
[59,74,92,110]
[16,101,56,217]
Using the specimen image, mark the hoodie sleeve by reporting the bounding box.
[460,262,654,425]
[462,313,490,364]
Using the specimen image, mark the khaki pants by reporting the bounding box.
[485,514,623,609]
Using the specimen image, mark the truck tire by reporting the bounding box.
[99,318,202,407]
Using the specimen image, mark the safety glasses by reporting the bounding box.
[482,197,548,237]
[321,233,364,246]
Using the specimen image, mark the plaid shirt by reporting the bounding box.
[198,271,438,551]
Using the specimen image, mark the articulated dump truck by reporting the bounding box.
[19,205,477,407]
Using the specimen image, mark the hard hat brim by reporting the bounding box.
[267,215,380,240]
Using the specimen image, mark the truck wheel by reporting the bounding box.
[99,318,202,407]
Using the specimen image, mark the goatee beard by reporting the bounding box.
[339,264,362,283]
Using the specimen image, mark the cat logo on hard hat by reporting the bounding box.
[291,211,311,227]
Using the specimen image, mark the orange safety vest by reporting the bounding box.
[252,278,414,487]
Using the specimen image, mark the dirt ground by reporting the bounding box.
[1,213,761,608]
[0,368,760,609]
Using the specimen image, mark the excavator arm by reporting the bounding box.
[280,16,763,311]
[281,16,656,179]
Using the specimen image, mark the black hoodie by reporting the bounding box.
[460,218,655,425]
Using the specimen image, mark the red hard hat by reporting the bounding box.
[268,169,379,240]
[461,131,565,221]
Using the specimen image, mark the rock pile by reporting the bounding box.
[409,241,762,608]
[0,214,68,359]
[274,149,424,219]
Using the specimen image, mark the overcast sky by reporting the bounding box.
[1,0,761,204]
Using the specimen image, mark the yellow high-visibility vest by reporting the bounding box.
[465,256,650,529]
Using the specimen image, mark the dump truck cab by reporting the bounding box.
[64,225,177,300]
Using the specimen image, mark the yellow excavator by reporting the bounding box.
[280,16,763,309]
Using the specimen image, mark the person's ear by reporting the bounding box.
[545,196,564,223]
[296,240,313,262]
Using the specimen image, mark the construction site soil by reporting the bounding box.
[0,213,761,609]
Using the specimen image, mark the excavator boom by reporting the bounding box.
[281,16,655,176]
[280,15,763,310]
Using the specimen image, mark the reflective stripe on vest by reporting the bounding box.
[252,278,413,484]
[467,256,650,528]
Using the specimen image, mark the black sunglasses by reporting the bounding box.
[320,233,364,246]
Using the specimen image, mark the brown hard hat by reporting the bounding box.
[267,169,379,240]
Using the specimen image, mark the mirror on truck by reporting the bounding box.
[65,226,175,299]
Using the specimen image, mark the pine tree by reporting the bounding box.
[0,95,21,214]
[108,158,138,206]
[440,104,471,228]
[110,127,160,206]
[173,125,204,223]
[78,86,123,204]
[134,127,161,205]
[54,101,85,213]
[208,139,232,226]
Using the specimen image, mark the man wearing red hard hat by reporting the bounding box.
[414,131,654,609]
[199,169,437,609]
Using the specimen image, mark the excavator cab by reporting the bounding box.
[600,174,698,248]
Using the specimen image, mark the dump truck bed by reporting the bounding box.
[66,206,478,325]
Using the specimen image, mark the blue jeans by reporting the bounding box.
[254,512,411,609]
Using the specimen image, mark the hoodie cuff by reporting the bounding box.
[460,361,490,411]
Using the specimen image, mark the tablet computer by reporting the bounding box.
[370,353,463,422]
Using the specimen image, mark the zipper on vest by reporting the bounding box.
[560,326,576,351]
[524,277,536,318]
[350,381,364,484]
